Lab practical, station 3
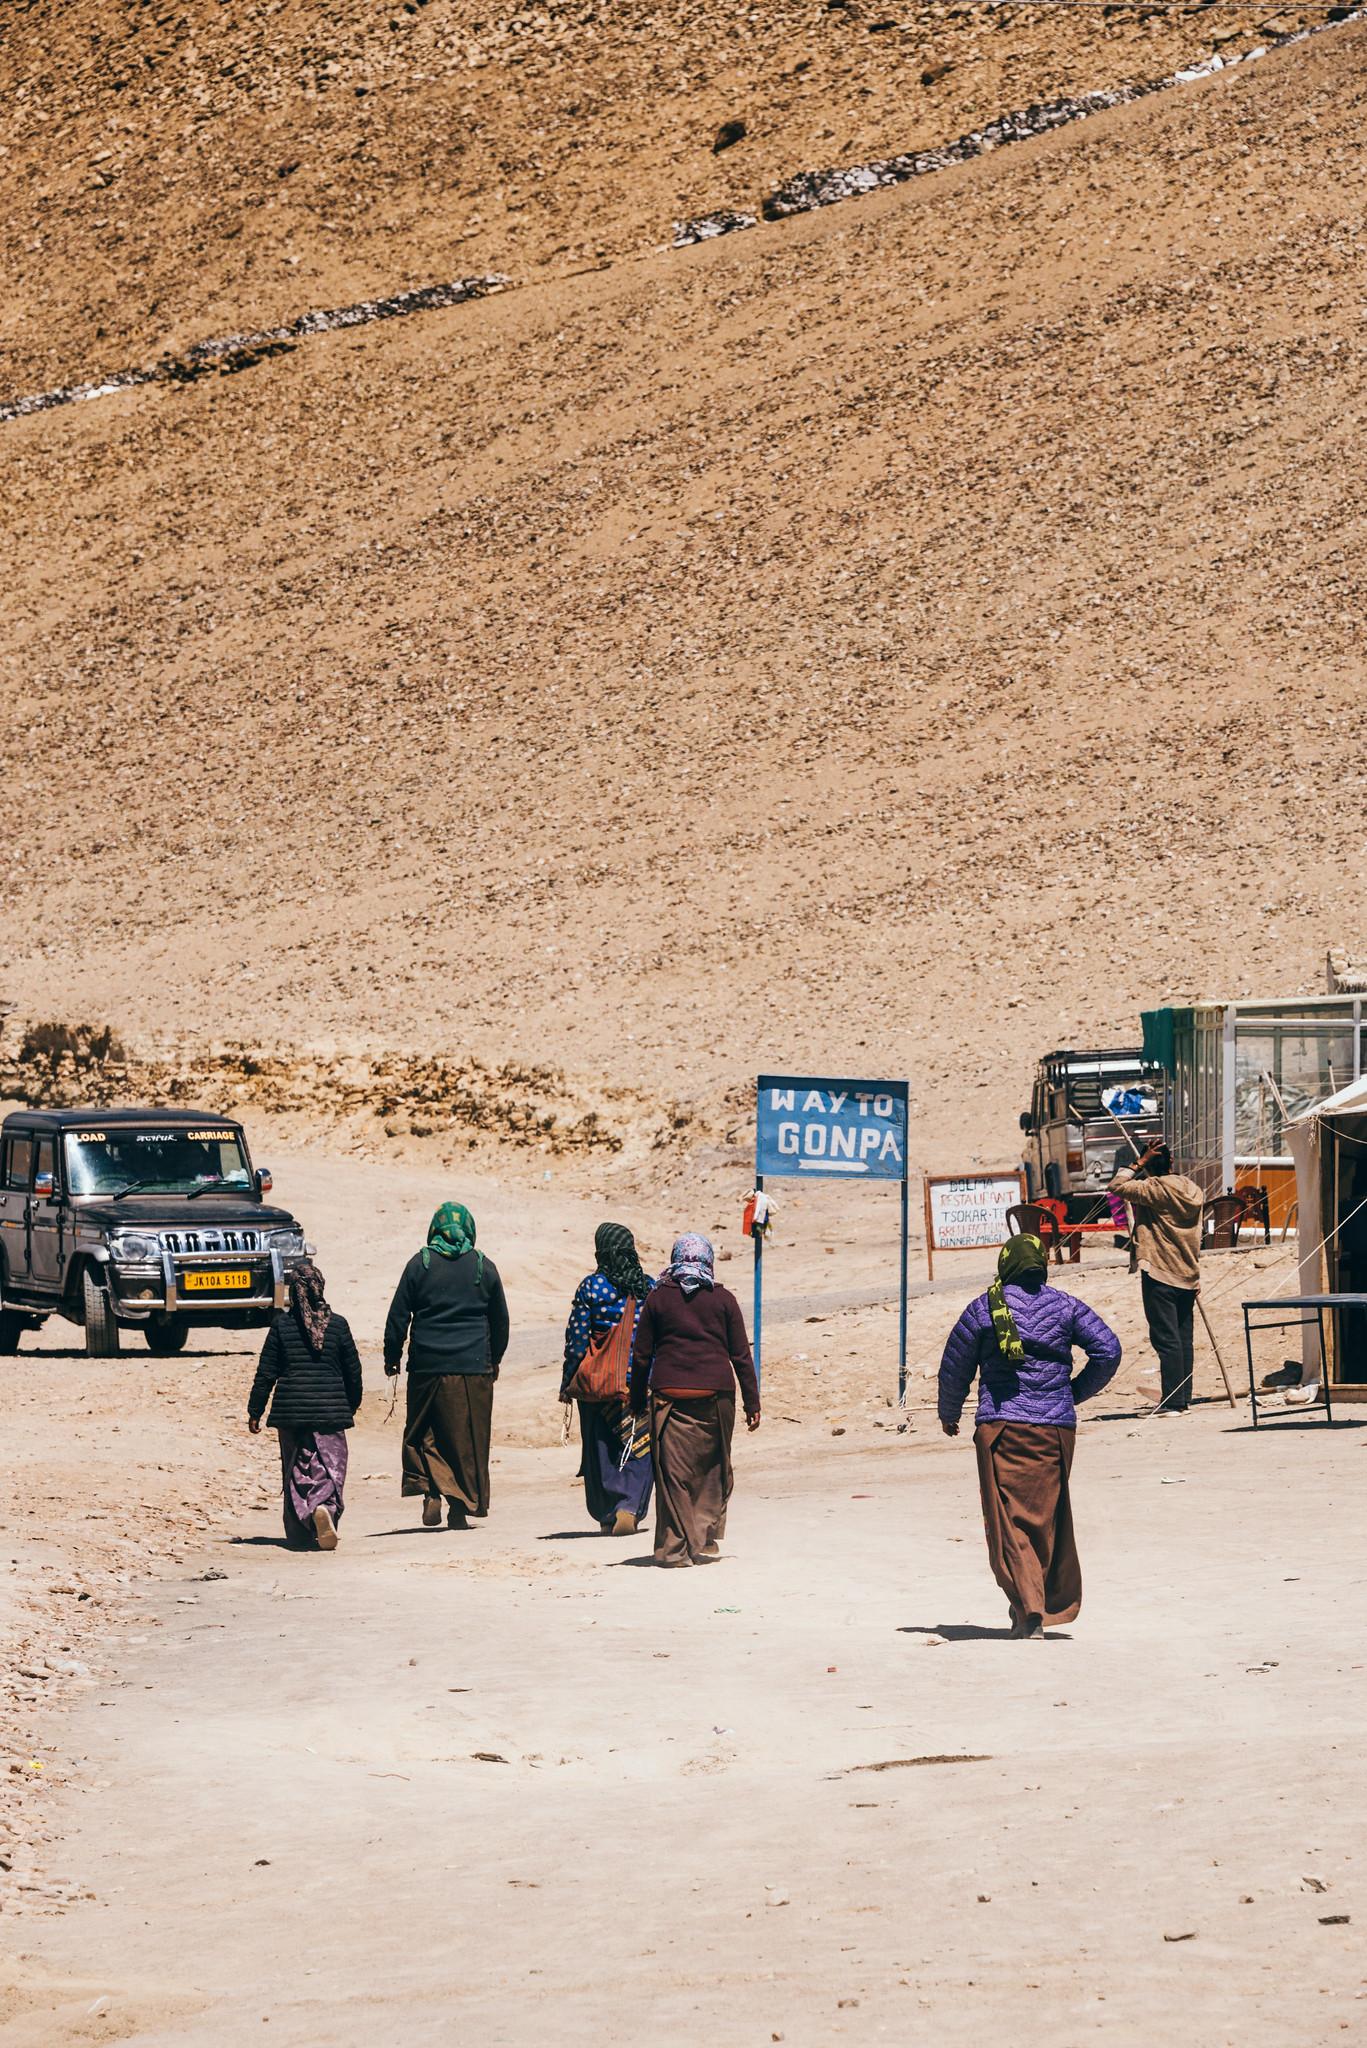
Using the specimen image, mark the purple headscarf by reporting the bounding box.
[668,1232,715,1297]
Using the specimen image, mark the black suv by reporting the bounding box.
[0,1107,311,1356]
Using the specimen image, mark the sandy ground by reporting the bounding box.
[3,1136,1362,2045]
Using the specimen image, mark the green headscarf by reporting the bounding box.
[594,1222,649,1302]
[987,1233,1048,1364]
[422,1201,483,1279]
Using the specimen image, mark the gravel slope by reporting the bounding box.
[2,0,1330,392]
[6,26,1365,1170]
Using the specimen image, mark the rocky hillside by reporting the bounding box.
[0,1019,688,1164]
[1,0,1328,393]
[5,20,1365,1170]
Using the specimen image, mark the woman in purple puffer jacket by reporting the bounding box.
[938,1233,1121,1639]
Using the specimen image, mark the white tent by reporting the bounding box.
[1288,1074,1367,1380]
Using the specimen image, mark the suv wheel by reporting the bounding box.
[82,1268,121,1357]
[144,1319,189,1356]
[0,1309,23,1355]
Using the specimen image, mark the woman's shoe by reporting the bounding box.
[422,1497,442,1528]
[313,1505,339,1551]
[612,1509,638,1536]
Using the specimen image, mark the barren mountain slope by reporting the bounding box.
[0,0,1329,394]
[5,27,1366,1166]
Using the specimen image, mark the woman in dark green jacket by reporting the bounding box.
[384,1203,509,1530]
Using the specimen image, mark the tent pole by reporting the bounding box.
[1195,1297,1238,1410]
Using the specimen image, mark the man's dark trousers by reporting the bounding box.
[1142,1272,1195,1410]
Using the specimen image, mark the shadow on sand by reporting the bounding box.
[1227,1414,1364,1433]
[21,1344,246,1362]
[899,1622,1073,1643]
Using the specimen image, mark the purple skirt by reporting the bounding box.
[277,1428,348,1550]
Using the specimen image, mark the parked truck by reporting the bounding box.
[1018,1047,1165,1219]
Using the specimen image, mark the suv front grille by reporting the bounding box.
[161,1228,263,1255]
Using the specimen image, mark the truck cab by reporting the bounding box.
[0,1108,310,1357]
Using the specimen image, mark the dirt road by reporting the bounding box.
[2,1144,1364,2045]
[5,1146,1360,2039]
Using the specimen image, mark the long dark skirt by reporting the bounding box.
[277,1427,348,1550]
[974,1420,1081,1628]
[402,1372,493,1516]
[578,1400,653,1527]
[650,1391,735,1565]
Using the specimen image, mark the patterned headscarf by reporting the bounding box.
[987,1234,1048,1365]
[289,1257,332,1356]
[422,1201,484,1280]
[595,1222,649,1302]
[668,1232,715,1297]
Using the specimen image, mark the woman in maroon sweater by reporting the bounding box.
[629,1233,760,1567]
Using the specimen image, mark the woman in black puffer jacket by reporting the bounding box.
[248,1260,363,1552]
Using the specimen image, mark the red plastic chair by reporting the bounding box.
[1006,1202,1064,1265]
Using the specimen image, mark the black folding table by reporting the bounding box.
[1241,1293,1367,1425]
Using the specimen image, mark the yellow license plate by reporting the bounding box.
[183,1269,252,1292]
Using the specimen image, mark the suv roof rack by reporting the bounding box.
[1,1106,240,1131]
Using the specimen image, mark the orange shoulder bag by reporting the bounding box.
[565,1298,637,1404]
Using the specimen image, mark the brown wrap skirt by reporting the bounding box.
[649,1391,735,1565]
[402,1373,493,1516]
[974,1420,1081,1628]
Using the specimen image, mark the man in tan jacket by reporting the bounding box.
[1110,1139,1205,1413]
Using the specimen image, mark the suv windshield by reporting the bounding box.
[64,1126,251,1197]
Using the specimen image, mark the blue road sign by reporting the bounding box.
[753,1073,912,1406]
[756,1075,908,1181]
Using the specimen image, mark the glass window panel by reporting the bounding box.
[1236,1025,1354,1155]
[1235,1032,1275,1158]
[1278,1028,1354,1119]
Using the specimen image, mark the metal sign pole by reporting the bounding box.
[898,1169,910,1407]
[753,1168,764,1391]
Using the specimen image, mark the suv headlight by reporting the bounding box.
[266,1229,305,1252]
[110,1233,159,1262]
